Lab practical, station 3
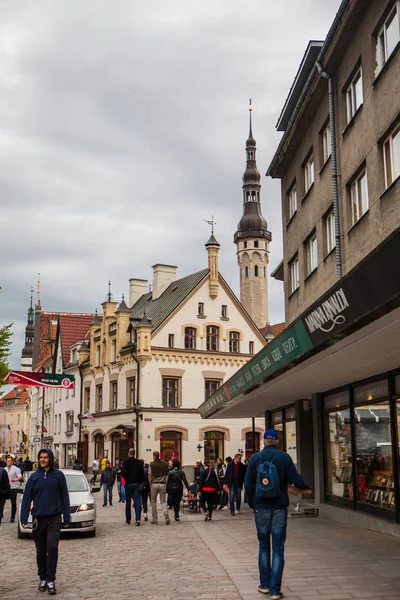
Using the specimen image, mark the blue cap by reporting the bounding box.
[264,429,279,440]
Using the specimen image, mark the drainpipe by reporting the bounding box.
[130,350,141,455]
[316,61,342,280]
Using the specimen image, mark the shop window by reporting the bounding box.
[229,331,240,353]
[285,420,297,469]
[160,430,181,462]
[204,431,224,463]
[127,377,135,408]
[162,377,179,408]
[326,407,353,499]
[205,380,220,401]
[355,400,394,510]
[184,327,196,350]
[206,325,219,352]
[94,433,104,461]
[245,431,260,460]
[111,381,118,410]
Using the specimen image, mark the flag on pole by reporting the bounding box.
[42,426,47,433]
[83,411,95,423]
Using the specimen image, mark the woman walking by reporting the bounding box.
[166,459,189,522]
[198,459,220,522]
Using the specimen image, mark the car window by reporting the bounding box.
[64,474,89,492]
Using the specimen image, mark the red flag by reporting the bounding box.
[42,426,47,433]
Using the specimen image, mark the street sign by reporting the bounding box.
[5,370,75,389]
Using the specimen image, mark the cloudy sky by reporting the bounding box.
[1,0,340,371]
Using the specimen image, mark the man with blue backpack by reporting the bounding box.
[244,429,311,599]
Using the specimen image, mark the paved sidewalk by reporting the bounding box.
[1,498,400,599]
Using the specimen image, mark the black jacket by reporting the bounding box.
[121,457,144,485]
[100,467,116,486]
[198,468,220,492]
[167,468,189,492]
[0,467,11,499]
[224,461,246,487]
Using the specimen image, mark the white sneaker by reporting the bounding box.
[235,510,240,515]
[222,506,228,511]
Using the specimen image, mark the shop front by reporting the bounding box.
[199,229,400,535]
[64,443,77,468]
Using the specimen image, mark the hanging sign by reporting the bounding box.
[5,370,75,389]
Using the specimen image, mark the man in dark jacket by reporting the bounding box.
[0,464,11,525]
[100,460,116,506]
[20,448,70,595]
[23,456,33,472]
[224,453,246,515]
[121,448,144,525]
[244,430,310,599]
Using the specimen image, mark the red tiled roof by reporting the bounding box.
[0,386,30,407]
[259,322,286,339]
[59,314,95,367]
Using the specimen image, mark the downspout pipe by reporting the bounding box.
[316,61,342,280]
[130,350,141,455]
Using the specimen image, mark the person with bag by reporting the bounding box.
[166,459,189,522]
[100,461,116,506]
[0,463,11,525]
[140,460,151,521]
[198,459,220,522]
[224,453,246,515]
[244,430,310,599]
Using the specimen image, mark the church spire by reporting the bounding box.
[21,288,35,371]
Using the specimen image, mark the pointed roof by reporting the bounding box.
[116,295,130,313]
[139,310,152,327]
[90,309,101,326]
[130,269,209,331]
[205,234,220,247]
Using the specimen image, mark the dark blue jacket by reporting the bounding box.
[20,448,70,525]
[244,445,310,510]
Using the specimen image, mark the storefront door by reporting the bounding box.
[204,431,224,463]
[160,431,182,462]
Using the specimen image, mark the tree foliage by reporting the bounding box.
[0,288,13,391]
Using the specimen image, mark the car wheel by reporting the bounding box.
[86,528,96,538]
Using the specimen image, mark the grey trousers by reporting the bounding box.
[151,483,168,522]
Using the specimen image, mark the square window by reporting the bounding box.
[346,68,363,123]
[377,4,400,72]
[287,183,297,220]
[350,170,369,225]
[289,256,299,294]
[205,380,220,401]
[303,154,314,194]
[305,232,318,276]
[383,124,400,187]
[325,209,335,255]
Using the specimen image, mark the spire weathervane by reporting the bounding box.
[204,215,217,235]
[36,273,41,310]
[30,287,34,308]
[249,98,253,138]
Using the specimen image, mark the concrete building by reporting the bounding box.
[200,0,400,536]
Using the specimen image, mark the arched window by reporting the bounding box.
[94,433,104,461]
[206,325,219,352]
[204,431,224,462]
[160,430,182,462]
[184,327,196,350]
[245,266,249,278]
[255,265,259,277]
[229,331,240,353]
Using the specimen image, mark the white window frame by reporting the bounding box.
[346,68,363,123]
[322,122,331,164]
[287,183,297,220]
[377,3,400,72]
[305,232,318,276]
[383,124,400,188]
[303,154,314,194]
[289,257,299,294]
[325,209,335,255]
[350,170,369,225]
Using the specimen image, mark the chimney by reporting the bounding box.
[152,264,177,300]
[129,279,148,307]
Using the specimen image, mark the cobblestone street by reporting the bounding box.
[2,497,400,600]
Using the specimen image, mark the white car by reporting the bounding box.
[17,469,99,538]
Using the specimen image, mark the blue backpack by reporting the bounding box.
[256,458,281,499]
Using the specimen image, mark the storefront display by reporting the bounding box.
[271,406,296,460]
[160,431,181,462]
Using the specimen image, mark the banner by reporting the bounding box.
[5,371,75,390]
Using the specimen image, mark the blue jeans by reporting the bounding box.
[103,483,113,505]
[125,483,142,523]
[229,482,242,512]
[117,481,126,502]
[255,508,287,595]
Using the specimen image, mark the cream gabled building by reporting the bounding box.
[80,238,266,468]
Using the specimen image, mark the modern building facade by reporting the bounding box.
[200,0,400,536]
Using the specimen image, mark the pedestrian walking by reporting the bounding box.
[17,457,25,473]
[5,455,23,523]
[166,459,190,522]
[140,460,150,521]
[115,459,126,503]
[121,448,144,526]
[101,455,108,471]
[244,430,310,599]
[225,453,245,515]
[198,459,220,522]
[0,462,11,525]
[20,448,70,595]
[23,456,33,472]
[90,457,99,484]
[100,461,116,506]
[194,460,204,483]
[149,451,169,525]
